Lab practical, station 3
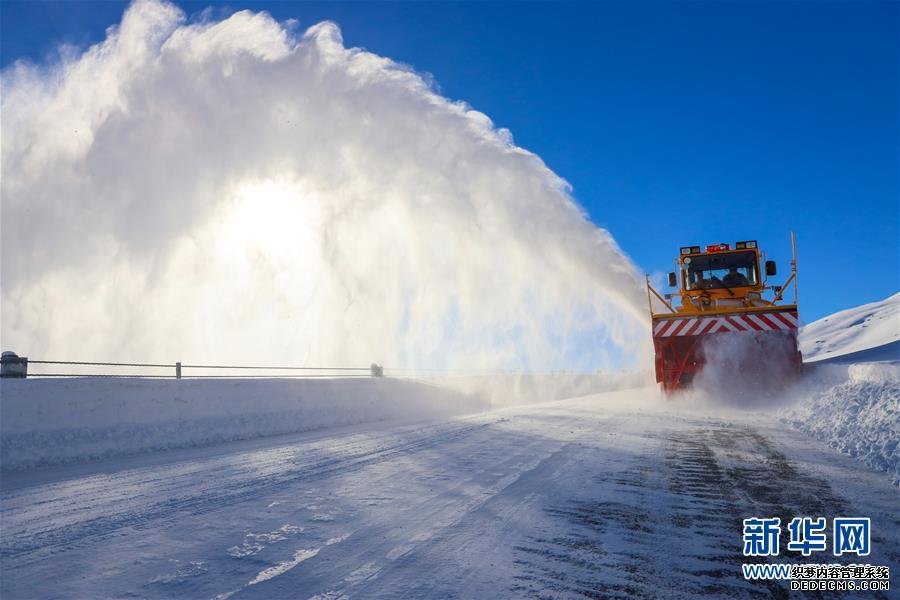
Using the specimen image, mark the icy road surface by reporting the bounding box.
[2,388,898,599]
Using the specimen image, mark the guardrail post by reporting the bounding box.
[176,362,182,379]
[1,351,28,378]
[370,363,383,377]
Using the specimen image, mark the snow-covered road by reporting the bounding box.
[2,388,897,599]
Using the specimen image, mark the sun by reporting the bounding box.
[218,178,322,263]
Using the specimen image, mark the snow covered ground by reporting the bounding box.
[780,293,900,483]
[781,362,899,484]
[0,377,486,470]
[800,292,899,363]
[1,295,898,598]
[1,389,897,599]
[0,373,642,471]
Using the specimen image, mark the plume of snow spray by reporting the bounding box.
[689,332,802,407]
[1,0,648,372]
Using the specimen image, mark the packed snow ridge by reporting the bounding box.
[784,293,900,484]
[782,363,899,484]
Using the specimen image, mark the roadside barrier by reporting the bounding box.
[0,353,383,379]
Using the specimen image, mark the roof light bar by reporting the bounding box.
[735,240,758,249]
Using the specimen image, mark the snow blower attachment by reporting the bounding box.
[646,234,802,393]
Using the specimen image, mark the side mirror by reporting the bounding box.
[765,261,777,276]
[667,272,677,287]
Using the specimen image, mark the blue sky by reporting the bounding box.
[2,1,897,322]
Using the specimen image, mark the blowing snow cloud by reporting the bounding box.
[1,0,648,371]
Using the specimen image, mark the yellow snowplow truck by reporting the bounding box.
[646,235,802,393]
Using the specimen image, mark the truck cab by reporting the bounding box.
[672,242,775,313]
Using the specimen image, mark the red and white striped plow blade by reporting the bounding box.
[652,310,798,338]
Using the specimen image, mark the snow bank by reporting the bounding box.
[782,362,899,484]
[801,293,899,362]
[0,371,646,471]
[0,377,486,470]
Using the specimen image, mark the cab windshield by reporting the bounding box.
[682,251,758,291]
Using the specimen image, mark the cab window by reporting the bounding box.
[682,251,758,291]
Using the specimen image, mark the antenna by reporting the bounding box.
[790,231,798,305]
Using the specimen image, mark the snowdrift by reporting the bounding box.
[782,363,899,484]
[0,372,643,471]
[783,294,899,483]
[0,377,486,470]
